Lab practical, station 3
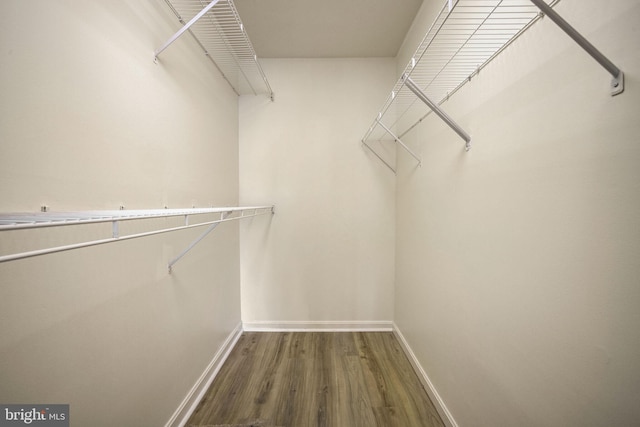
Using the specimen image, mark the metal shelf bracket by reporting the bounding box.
[155,0,220,60]
[530,0,624,96]
[168,210,230,273]
[402,75,472,151]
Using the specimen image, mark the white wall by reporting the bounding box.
[239,58,396,325]
[394,1,640,426]
[0,1,242,426]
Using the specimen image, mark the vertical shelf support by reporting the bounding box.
[403,75,472,151]
[530,0,624,96]
[155,0,221,59]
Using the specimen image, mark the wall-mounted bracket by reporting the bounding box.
[402,75,472,151]
[168,211,230,273]
[530,0,624,96]
[611,73,624,96]
[155,0,220,60]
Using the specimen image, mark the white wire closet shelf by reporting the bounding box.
[0,206,274,270]
[362,0,625,170]
[362,0,559,165]
[157,0,273,98]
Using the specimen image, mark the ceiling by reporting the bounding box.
[233,0,424,58]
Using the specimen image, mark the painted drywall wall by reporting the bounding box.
[239,58,396,325]
[0,1,242,426]
[394,0,640,426]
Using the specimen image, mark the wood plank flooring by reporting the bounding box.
[186,332,445,427]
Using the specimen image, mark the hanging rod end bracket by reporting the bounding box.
[465,140,472,152]
[611,71,624,96]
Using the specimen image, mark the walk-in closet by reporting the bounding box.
[1,0,638,426]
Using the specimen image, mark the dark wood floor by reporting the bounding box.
[186,332,445,427]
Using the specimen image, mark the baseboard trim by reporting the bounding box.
[242,320,394,332]
[165,322,243,427]
[393,323,458,427]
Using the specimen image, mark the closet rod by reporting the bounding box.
[403,75,471,151]
[530,0,624,95]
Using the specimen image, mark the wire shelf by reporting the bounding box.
[0,207,273,230]
[0,206,274,265]
[162,0,273,97]
[363,0,559,147]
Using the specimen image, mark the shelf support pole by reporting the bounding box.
[376,120,422,165]
[530,0,624,96]
[403,75,472,151]
[155,0,221,59]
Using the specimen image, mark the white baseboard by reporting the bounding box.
[393,323,458,427]
[165,322,243,427]
[242,320,394,332]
